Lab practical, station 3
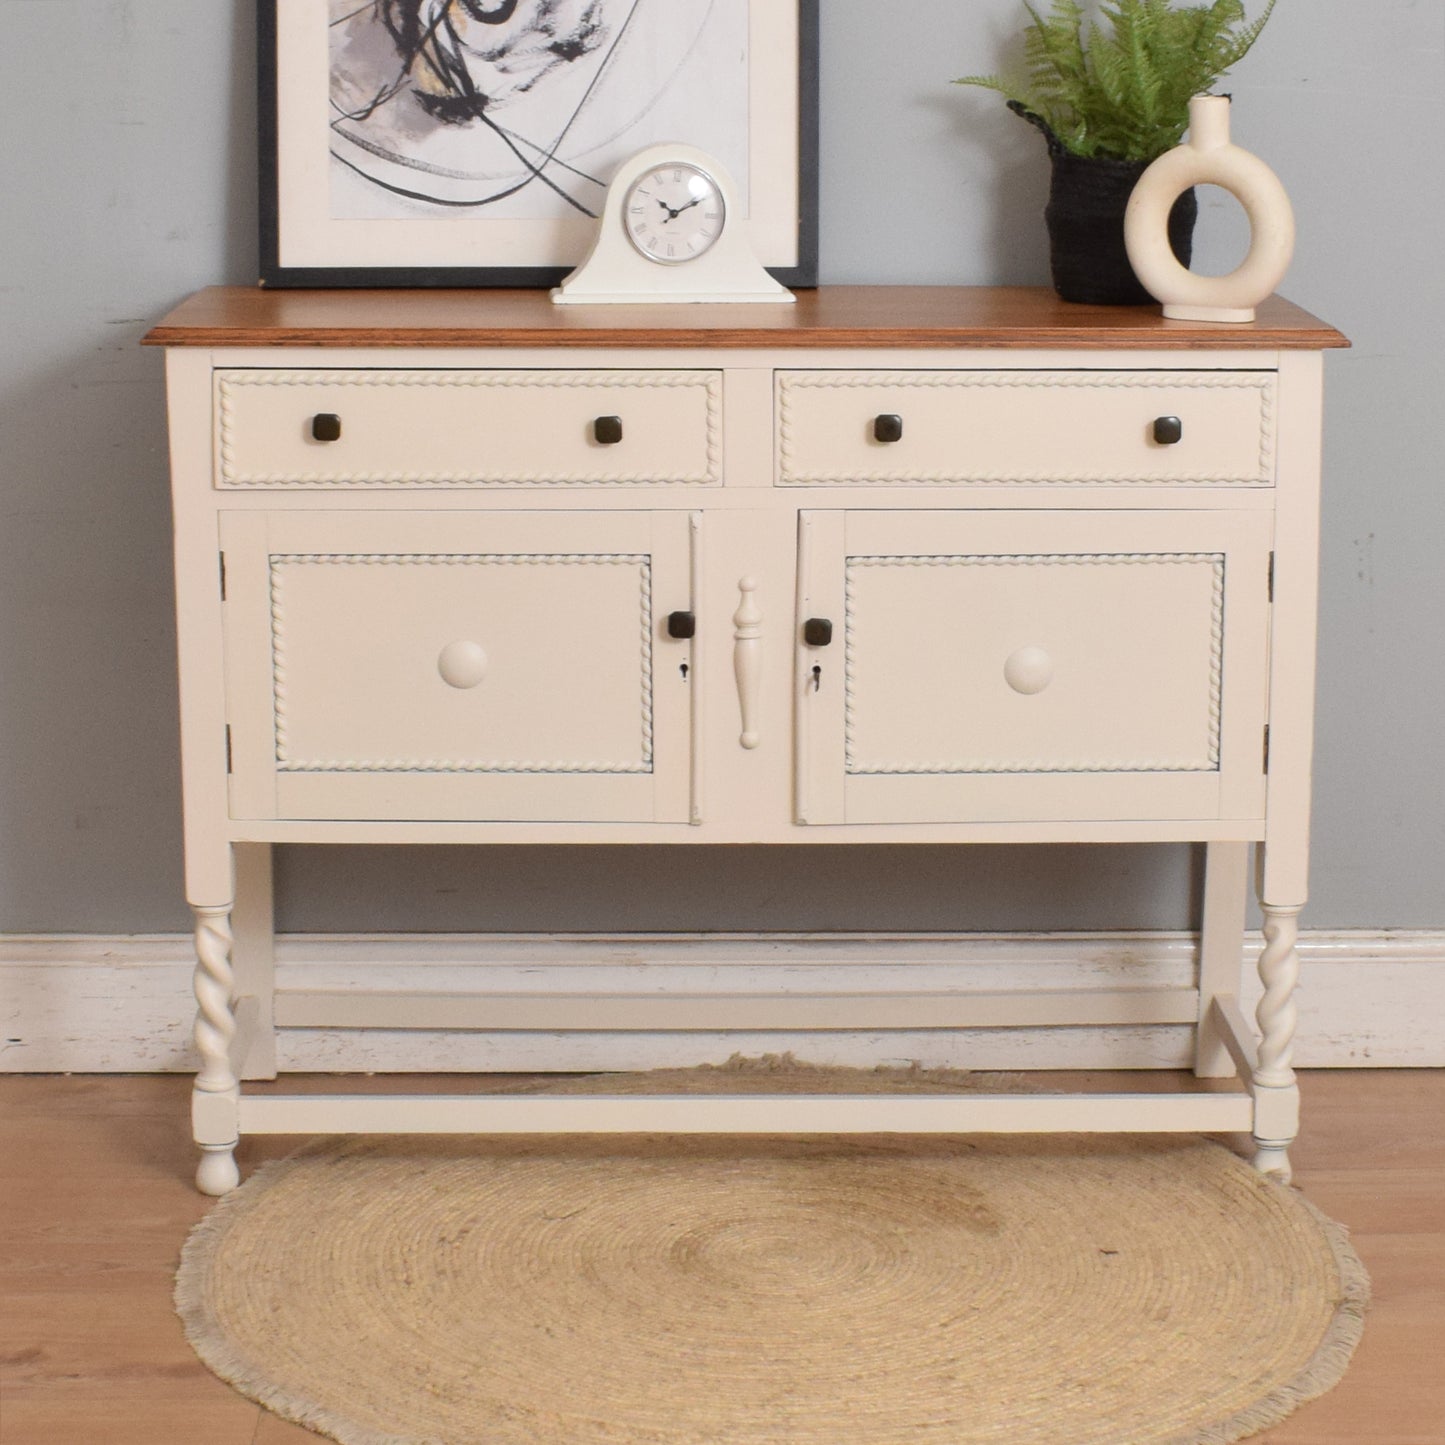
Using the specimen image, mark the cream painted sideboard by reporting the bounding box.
[145,287,1348,1195]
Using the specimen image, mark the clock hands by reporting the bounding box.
[656,195,706,224]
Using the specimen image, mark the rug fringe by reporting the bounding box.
[1164,1194,1371,1445]
[174,1159,440,1445]
[702,1050,1018,1084]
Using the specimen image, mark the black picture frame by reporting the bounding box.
[258,1,818,289]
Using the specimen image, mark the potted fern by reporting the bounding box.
[954,0,1278,304]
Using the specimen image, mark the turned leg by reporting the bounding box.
[1251,901,1303,1183]
[191,903,241,1195]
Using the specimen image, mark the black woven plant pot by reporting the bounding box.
[1011,103,1197,306]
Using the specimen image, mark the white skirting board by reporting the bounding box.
[2,930,1441,1074]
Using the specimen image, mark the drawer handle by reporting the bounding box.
[311,413,342,443]
[437,641,489,690]
[802,617,833,647]
[873,413,904,444]
[1004,646,1053,696]
[594,415,624,445]
[666,610,696,640]
[1153,415,1184,446]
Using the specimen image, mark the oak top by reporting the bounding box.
[144,286,1347,351]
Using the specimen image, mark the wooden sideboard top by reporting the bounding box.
[144,286,1348,352]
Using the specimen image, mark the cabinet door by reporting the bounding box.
[221,511,696,822]
[796,511,1271,825]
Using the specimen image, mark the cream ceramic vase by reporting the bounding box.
[1125,95,1295,323]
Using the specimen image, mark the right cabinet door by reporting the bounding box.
[796,510,1272,826]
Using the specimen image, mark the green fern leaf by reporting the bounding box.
[952,0,1280,161]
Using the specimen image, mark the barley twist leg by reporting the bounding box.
[191,904,240,1195]
[1252,902,1303,1183]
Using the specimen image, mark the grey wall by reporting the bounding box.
[1,1,1439,934]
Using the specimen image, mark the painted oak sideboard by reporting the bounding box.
[144,287,1348,1195]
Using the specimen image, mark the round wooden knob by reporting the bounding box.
[437,641,488,689]
[1004,646,1053,696]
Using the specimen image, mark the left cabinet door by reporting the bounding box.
[220,510,696,823]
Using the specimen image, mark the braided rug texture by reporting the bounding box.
[175,1058,1367,1445]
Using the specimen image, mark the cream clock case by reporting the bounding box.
[552,144,795,304]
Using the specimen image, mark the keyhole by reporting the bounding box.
[680,662,689,680]
[811,664,822,692]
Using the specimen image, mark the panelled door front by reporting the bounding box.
[796,510,1272,826]
[221,511,696,822]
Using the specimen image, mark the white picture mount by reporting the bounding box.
[552,143,796,306]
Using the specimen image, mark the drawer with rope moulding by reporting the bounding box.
[213,368,724,489]
[775,369,1277,488]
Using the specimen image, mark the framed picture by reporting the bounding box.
[258,0,818,289]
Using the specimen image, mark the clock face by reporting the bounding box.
[622,162,726,265]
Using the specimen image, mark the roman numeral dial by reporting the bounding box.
[623,161,726,265]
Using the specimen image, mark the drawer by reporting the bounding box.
[214,369,722,488]
[776,370,1276,487]
[219,510,696,822]
[795,509,1272,825]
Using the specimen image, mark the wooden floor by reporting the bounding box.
[1,1070,1441,1444]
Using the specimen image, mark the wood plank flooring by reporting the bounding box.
[1,1070,1441,1444]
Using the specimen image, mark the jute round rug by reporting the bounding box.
[175,1059,1368,1445]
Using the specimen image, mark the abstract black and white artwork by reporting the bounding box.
[329,1,745,220]
[260,0,816,286]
